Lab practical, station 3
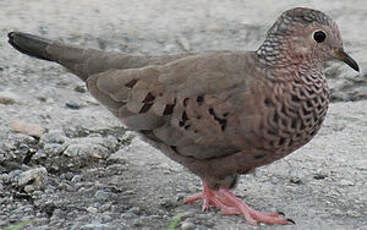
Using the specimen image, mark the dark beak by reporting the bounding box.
[334,48,360,72]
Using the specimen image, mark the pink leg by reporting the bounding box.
[184,181,292,225]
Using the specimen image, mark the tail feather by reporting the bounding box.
[8,32,54,61]
[8,32,192,82]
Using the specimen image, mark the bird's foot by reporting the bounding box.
[184,182,293,225]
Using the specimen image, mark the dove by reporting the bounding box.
[8,7,359,225]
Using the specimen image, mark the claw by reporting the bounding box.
[184,181,290,225]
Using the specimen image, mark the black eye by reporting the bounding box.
[313,31,326,43]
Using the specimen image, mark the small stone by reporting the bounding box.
[17,167,48,190]
[80,223,112,230]
[207,24,222,32]
[339,179,355,186]
[94,190,116,201]
[23,185,35,193]
[355,159,367,171]
[74,85,87,93]
[41,130,69,144]
[181,221,195,230]
[163,44,177,53]
[0,95,15,104]
[71,174,83,183]
[288,169,303,184]
[65,100,82,110]
[128,206,141,215]
[177,36,191,51]
[10,120,44,138]
[87,207,98,213]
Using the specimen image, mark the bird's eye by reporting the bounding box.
[313,30,326,43]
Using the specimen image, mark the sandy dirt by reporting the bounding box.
[0,0,367,229]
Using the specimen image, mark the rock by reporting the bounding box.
[94,190,117,201]
[355,159,367,170]
[10,120,44,138]
[64,143,109,159]
[80,223,113,230]
[40,130,69,144]
[87,207,98,213]
[17,167,48,191]
[65,100,83,110]
[177,36,191,51]
[0,95,15,104]
[163,44,177,53]
[71,174,83,183]
[339,179,355,186]
[288,168,303,184]
[181,221,195,230]
[74,85,87,93]
[207,23,222,32]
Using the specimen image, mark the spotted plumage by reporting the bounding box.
[8,7,359,225]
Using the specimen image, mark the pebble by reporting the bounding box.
[0,95,15,104]
[41,130,69,144]
[181,221,195,230]
[71,174,83,183]
[10,120,44,138]
[339,179,355,186]
[80,223,113,230]
[94,190,117,201]
[288,169,303,184]
[163,44,177,53]
[65,100,83,110]
[17,167,48,189]
[87,207,98,213]
[64,143,109,159]
[74,85,87,93]
[207,23,222,32]
[177,36,191,51]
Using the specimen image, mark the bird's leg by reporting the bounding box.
[184,181,291,225]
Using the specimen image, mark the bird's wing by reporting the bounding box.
[87,51,260,160]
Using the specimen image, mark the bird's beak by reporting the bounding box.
[333,48,360,72]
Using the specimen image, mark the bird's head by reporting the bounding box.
[257,7,359,72]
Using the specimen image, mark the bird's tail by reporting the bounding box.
[8,32,55,62]
[8,31,108,81]
[8,32,190,81]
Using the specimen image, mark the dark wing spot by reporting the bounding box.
[125,79,138,88]
[196,95,204,105]
[142,92,155,103]
[183,98,189,107]
[179,111,189,127]
[139,92,155,113]
[163,99,176,115]
[163,103,175,115]
[184,125,191,130]
[208,108,215,115]
[139,103,153,113]
[182,111,188,122]
[208,108,227,131]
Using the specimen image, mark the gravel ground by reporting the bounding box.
[0,1,367,229]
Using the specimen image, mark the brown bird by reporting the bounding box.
[8,7,359,225]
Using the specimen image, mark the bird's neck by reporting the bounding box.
[256,35,322,71]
